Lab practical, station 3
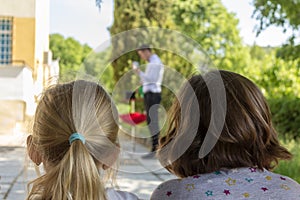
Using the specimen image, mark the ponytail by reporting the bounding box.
[27,141,107,200]
[27,80,119,200]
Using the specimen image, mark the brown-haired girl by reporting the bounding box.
[26,80,138,200]
[151,70,300,199]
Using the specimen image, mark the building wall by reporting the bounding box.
[35,0,50,58]
[13,18,36,69]
[0,0,50,118]
[0,0,36,69]
[0,0,35,18]
[35,0,50,90]
[0,66,34,116]
[0,0,50,72]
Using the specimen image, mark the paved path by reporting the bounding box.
[0,133,176,200]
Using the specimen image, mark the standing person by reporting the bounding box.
[133,44,164,158]
[26,80,139,200]
[151,70,300,199]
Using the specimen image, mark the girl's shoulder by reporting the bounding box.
[106,188,140,200]
[151,177,195,200]
[151,168,300,199]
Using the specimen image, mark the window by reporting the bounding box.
[0,17,12,65]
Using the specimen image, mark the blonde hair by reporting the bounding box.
[27,80,119,200]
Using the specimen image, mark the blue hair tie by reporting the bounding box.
[69,133,85,145]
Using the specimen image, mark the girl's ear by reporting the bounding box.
[27,135,43,165]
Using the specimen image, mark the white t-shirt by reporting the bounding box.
[106,188,139,200]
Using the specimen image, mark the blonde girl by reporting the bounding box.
[26,80,138,200]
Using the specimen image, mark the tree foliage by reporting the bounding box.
[269,98,300,140]
[50,33,114,91]
[108,0,252,110]
[103,0,300,139]
[83,47,114,91]
[172,0,250,73]
[109,0,173,82]
[252,0,300,62]
[253,0,300,32]
[242,45,300,99]
[49,34,92,82]
[239,45,300,139]
[109,0,251,80]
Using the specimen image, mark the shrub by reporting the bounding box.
[274,139,300,183]
[269,98,300,140]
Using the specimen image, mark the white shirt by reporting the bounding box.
[139,54,164,93]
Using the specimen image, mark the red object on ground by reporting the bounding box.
[120,112,147,125]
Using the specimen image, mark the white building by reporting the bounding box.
[0,0,59,142]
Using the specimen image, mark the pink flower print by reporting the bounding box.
[261,187,268,192]
[193,175,200,179]
[224,189,230,195]
[249,167,256,172]
[166,191,172,196]
[280,176,286,181]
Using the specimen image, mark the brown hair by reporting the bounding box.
[137,44,151,52]
[158,70,292,178]
[27,80,119,200]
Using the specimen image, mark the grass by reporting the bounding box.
[274,139,300,183]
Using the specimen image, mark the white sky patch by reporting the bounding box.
[221,0,293,46]
[50,0,113,48]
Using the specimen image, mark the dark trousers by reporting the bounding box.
[144,92,161,152]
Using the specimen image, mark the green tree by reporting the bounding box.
[249,44,275,61]
[109,0,173,82]
[83,47,115,92]
[107,0,255,110]
[242,45,300,99]
[253,0,300,33]
[50,34,92,81]
[245,45,300,140]
[172,0,250,73]
[253,0,300,62]
[251,0,300,141]
[108,0,252,83]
